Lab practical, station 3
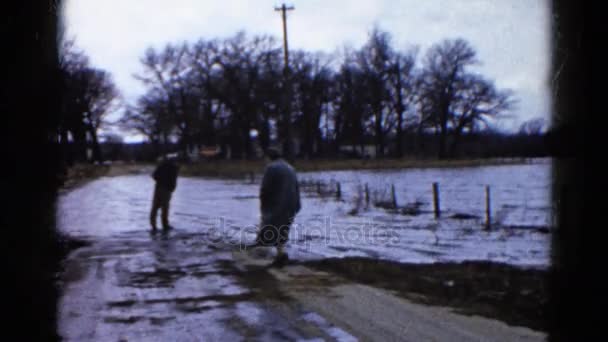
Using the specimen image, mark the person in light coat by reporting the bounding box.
[255,148,301,266]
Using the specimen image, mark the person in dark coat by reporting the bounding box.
[255,148,301,266]
[150,156,179,231]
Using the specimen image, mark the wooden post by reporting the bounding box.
[391,184,397,208]
[485,185,491,229]
[433,182,440,218]
[317,181,321,194]
[336,182,341,200]
[365,183,370,205]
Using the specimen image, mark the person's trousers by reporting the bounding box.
[150,185,172,229]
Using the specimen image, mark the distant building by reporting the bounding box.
[199,145,221,159]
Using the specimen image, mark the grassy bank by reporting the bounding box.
[301,257,548,332]
[59,162,154,191]
[180,157,535,178]
[58,157,540,186]
[59,163,111,191]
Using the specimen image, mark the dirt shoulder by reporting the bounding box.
[57,158,538,186]
[231,250,546,340]
[59,162,155,192]
[299,257,549,332]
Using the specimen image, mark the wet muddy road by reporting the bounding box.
[58,229,360,341]
[58,229,545,341]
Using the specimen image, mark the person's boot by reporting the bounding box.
[270,252,289,268]
[150,221,158,232]
[161,213,173,230]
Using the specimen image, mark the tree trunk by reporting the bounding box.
[395,64,405,158]
[438,99,450,159]
[375,108,384,158]
[396,103,405,158]
[438,129,447,159]
[89,126,102,162]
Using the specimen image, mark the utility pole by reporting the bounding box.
[275,4,294,69]
[274,3,294,161]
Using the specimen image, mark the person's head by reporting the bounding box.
[167,154,179,166]
[265,147,281,162]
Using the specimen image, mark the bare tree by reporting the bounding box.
[121,33,519,160]
[134,43,193,154]
[189,39,224,147]
[60,40,120,162]
[448,74,515,154]
[119,91,173,147]
[333,60,368,156]
[356,28,394,157]
[419,38,514,158]
[84,68,120,161]
[211,32,283,158]
[290,50,334,158]
[388,48,418,157]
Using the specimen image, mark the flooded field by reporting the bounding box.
[57,159,552,269]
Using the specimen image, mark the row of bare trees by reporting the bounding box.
[119,28,515,159]
[57,40,120,163]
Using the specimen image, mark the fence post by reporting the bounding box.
[336,182,342,200]
[391,184,397,208]
[433,182,441,218]
[365,183,370,205]
[485,185,491,229]
[317,181,322,195]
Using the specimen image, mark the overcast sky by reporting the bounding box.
[62,0,552,141]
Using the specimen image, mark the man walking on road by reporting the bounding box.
[150,155,179,231]
[255,148,301,267]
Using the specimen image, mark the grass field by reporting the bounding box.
[181,157,531,176]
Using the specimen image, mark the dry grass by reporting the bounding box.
[60,157,530,187]
[59,161,154,191]
[302,257,549,331]
[180,157,529,178]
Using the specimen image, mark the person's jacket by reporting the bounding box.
[260,159,301,223]
[153,160,179,192]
